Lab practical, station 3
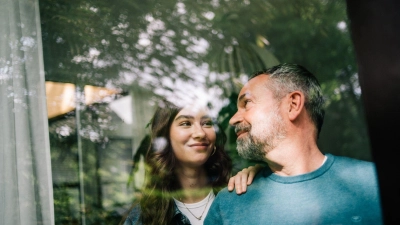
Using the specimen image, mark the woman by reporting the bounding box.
[121,100,260,225]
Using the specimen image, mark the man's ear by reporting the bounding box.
[287,91,304,121]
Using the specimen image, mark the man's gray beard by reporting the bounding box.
[236,133,266,161]
[234,104,286,161]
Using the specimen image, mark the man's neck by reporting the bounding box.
[264,140,325,176]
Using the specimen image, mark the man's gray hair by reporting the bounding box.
[250,63,325,138]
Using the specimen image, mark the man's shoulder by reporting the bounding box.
[330,153,376,168]
[329,154,378,181]
[215,168,268,200]
[215,186,239,199]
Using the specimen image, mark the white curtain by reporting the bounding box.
[0,0,54,224]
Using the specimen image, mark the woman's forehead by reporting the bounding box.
[177,105,210,117]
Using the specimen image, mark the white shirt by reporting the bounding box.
[173,190,215,225]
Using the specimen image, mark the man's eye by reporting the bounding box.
[244,99,251,106]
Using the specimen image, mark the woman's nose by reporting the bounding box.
[192,124,206,138]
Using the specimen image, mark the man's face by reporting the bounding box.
[229,75,287,161]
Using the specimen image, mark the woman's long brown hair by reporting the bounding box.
[123,100,232,225]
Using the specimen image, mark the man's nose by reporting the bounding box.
[229,111,242,126]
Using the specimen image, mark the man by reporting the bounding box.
[204,63,383,225]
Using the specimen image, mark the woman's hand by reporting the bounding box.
[228,164,264,194]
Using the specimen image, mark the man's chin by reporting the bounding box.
[237,149,248,159]
[238,151,261,161]
[236,137,248,145]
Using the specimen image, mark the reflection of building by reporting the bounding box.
[47,83,156,223]
[46,81,120,119]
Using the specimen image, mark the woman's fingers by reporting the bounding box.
[246,167,256,185]
[227,176,235,192]
[228,164,264,194]
[228,169,249,194]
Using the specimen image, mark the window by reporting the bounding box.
[2,0,382,224]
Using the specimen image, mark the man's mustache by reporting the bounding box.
[234,123,251,134]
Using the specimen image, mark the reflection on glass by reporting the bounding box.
[36,0,372,224]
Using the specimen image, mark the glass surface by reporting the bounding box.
[38,0,372,223]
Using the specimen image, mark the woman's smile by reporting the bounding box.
[170,106,216,166]
[188,142,210,149]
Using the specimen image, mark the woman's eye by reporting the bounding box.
[179,121,191,126]
[202,120,213,127]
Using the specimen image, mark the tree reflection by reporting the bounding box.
[40,0,370,224]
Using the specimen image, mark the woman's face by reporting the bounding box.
[169,106,216,168]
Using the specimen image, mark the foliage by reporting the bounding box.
[255,0,370,159]
[42,0,372,224]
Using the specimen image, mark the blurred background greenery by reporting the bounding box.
[40,0,371,224]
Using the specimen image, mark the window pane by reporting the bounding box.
[39,0,374,224]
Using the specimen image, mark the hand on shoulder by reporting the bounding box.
[227,164,265,194]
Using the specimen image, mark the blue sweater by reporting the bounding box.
[204,154,383,225]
